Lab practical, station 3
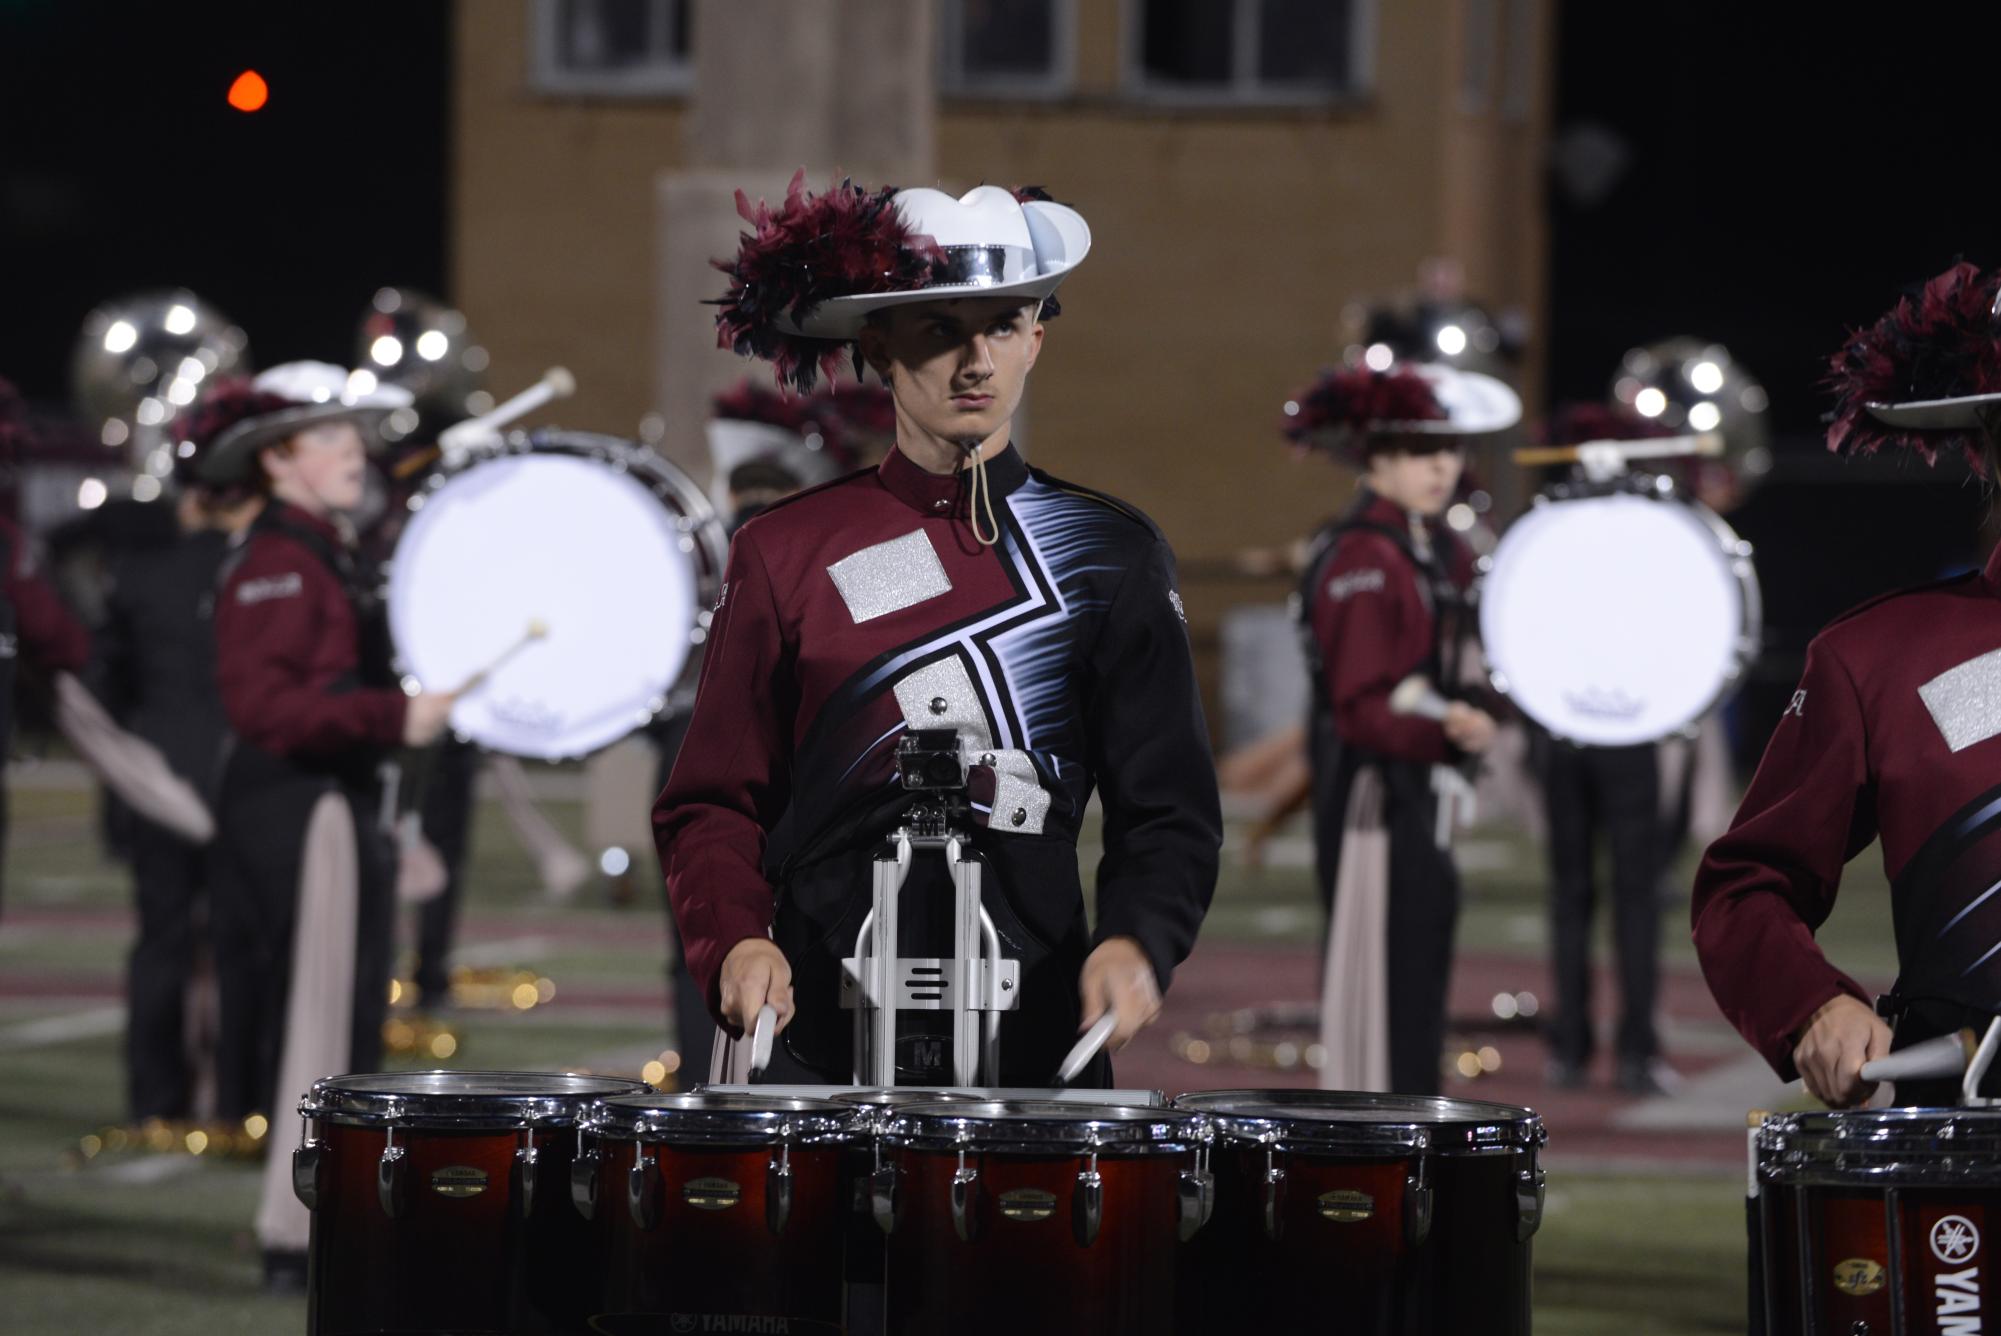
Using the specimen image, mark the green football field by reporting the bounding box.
[0,774,1899,1333]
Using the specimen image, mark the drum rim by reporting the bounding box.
[1758,1105,2001,1183]
[883,1099,1206,1153]
[301,1070,652,1127]
[1480,481,1762,747]
[1172,1088,1546,1153]
[586,1092,855,1144]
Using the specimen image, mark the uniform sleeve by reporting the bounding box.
[2,521,89,674]
[1691,639,1875,1078]
[1313,533,1454,764]
[1086,537,1222,992]
[213,541,406,758]
[653,530,795,1024]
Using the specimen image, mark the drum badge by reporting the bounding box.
[1831,1257,1886,1296]
[1316,1189,1375,1223]
[429,1165,488,1198]
[998,1188,1058,1223]
[1932,1214,1981,1264]
[682,1177,743,1211]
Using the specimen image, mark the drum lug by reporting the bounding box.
[628,1145,662,1231]
[570,1148,600,1221]
[1262,1146,1286,1242]
[1073,1155,1103,1248]
[766,1143,793,1237]
[1514,1165,1547,1242]
[1178,1144,1214,1242]
[512,1129,539,1216]
[377,1131,408,1220]
[950,1146,981,1243]
[292,1139,322,1211]
[871,1163,899,1236]
[1403,1158,1434,1248]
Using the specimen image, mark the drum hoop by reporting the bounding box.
[1172,1089,1545,1155]
[1758,1106,2001,1180]
[1481,480,1763,746]
[884,1101,1207,1154]
[301,1071,649,1128]
[586,1093,854,1144]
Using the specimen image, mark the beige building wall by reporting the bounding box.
[452,0,1554,722]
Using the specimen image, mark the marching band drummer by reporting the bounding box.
[654,176,1222,1085]
[1286,361,1519,1096]
[1693,261,2001,1109]
[182,363,456,1287]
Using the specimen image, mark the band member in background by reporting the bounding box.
[1694,261,2001,1109]
[655,177,1220,1085]
[1532,403,1678,1096]
[1287,361,1519,1095]
[0,379,94,917]
[88,438,261,1123]
[186,363,456,1287]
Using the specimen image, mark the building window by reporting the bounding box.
[529,0,693,97]
[939,0,1076,97]
[1128,0,1370,104]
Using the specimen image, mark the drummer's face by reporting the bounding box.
[862,298,1043,455]
[264,421,369,515]
[1365,443,1464,517]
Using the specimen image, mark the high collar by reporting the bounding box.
[878,442,1030,518]
[261,500,347,547]
[1355,488,1425,534]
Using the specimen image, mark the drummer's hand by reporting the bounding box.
[718,938,794,1037]
[1442,702,1497,755]
[1793,994,1892,1109]
[402,691,458,748]
[1079,937,1161,1054]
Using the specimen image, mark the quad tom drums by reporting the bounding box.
[292,1070,648,1335]
[1174,1090,1547,1335]
[1481,478,1760,746]
[575,1091,852,1334]
[1757,1107,2001,1335]
[386,429,727,760]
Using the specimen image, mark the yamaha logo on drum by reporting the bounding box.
[1930,1213,1983,1334]
[998,1188,1058,1223]
[428,1165,488,1198]
[682,1177,743,1211]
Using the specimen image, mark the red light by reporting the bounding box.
[227,70,269,114]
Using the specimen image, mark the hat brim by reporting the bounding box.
[197,403,398,485]
[1865,393,2001,429]
[1382,367,1523,436]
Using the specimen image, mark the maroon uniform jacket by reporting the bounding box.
[213,503,406,765]
[1693,543,2001,1077]
[1305,492,1476,766]
[0,516,89,675]
[653,445,1221,1071]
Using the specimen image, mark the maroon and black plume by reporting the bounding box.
[1282,365,1446,459]
[1826,260,2001,472]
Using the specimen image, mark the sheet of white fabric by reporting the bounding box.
[53,672,214,844]
[1318,768,1391,1092]
[487,754,590,901]
[255,792,358,1252]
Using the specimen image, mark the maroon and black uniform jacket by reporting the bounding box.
[1693,543,2001,1077]
[654,445,1221,1079]
[1304,492,1478,768]
[214,502,406,773]
[0,515,89,678]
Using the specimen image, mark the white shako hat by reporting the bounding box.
[780,185,1091,340]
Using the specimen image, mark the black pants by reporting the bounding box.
[210,765,392,1120]
[1541,741,1661,1067]
[126,820,206,1121]
[1316,756,1462,1097]
[412,740,479,1007]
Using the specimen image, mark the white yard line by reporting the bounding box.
[0,1005,124,1050]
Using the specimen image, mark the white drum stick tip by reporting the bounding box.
[545,367,577,398]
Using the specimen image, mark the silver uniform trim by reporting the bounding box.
[827,529,952,624]
[1919,648,2001,753]
[987,753,1050,833]
[890,657,1050,833]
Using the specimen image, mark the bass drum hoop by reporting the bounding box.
[1481,475,1762,747]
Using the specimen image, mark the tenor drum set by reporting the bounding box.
[290,1073,1548,1335]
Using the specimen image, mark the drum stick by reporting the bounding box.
[1054,1013,1119,1085]
[1390,675,1451,722]
[438,367,578,453]
[1858,1028,1977,1083]
[750,1004,777,1077]
[1512,432,1723,467]
[453,619,549,695]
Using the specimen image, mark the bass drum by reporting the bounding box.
[387,429,727,760]
[1480,478,1760,746]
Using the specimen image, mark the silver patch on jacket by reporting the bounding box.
[827,530,952,624]
[893,658,991,741]
[987,754,1050,833]
[1919,648,2001,753]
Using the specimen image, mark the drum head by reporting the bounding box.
[304,1070,649,1127]
[590,1092,852,1144]
[1481,491,1754,746]
[389,446,702,759]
